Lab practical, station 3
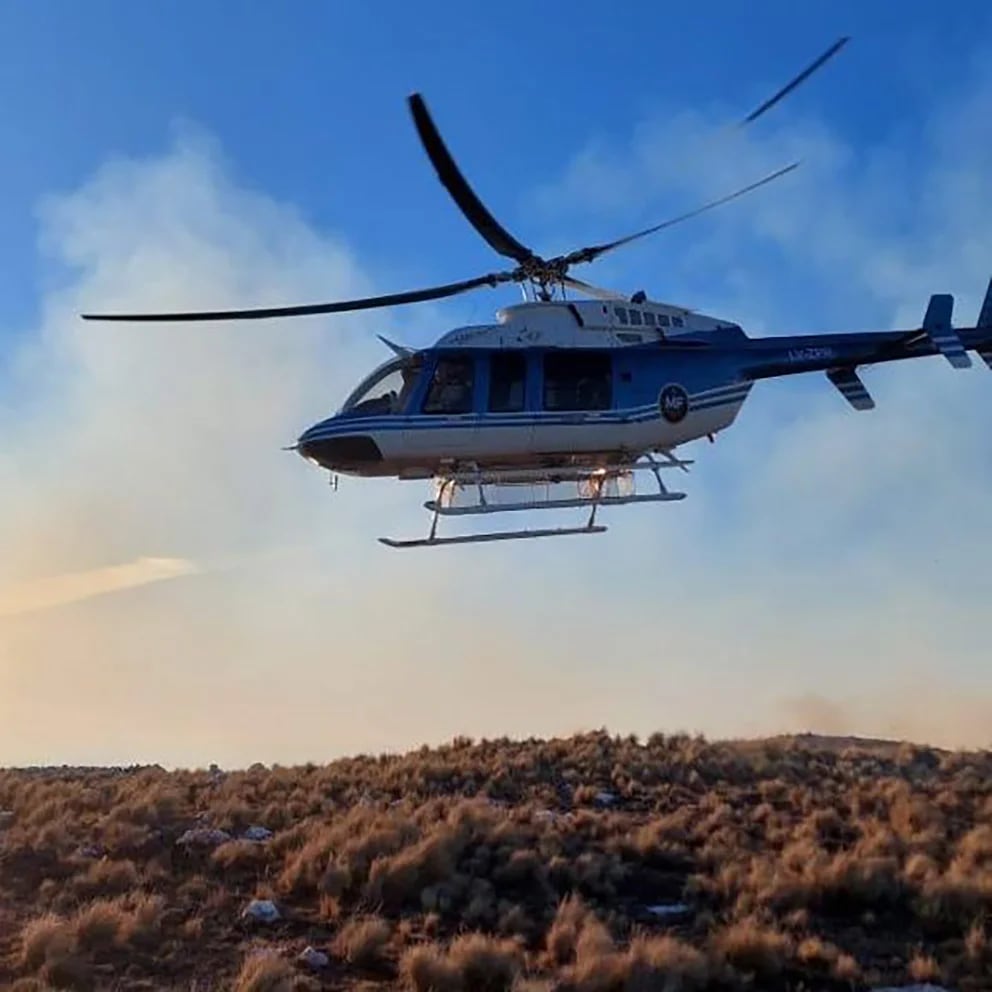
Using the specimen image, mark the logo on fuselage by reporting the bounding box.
[659,384,689,423]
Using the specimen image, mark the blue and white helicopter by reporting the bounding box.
[82,37,992,548]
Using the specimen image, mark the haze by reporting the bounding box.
[1,5,991,768]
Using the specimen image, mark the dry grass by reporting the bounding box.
[2,729,991,989]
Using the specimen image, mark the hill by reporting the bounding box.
[0,730,986,991]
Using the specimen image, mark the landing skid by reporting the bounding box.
[378,452,688,549]
[379,525,607,548]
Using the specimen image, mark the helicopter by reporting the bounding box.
[80,36,992,549]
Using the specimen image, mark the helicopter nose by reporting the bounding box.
[296,427,383,471]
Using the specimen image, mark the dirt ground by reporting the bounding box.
[1,730,990,990]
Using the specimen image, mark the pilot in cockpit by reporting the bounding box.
[426,361,472,413]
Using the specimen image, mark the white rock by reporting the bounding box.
[242,899,280,923]
[645,902,690,917]
[243,825,273,842]
[871,987,952,992]
[299,946,329,969]
[177,827,231,847]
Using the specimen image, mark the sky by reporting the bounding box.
[1,1,992,768]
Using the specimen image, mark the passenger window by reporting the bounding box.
[613,306,628,324]
[629,309,643,326]
[644,312,656,326]
[543,352,612,411]
[672,316,684,327]
[488,352,526,412]
[423,355,475,414]
[658,314,670,327]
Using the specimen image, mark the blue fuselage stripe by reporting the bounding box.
[300,390,751,441]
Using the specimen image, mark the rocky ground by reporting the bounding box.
[0,730,989,990]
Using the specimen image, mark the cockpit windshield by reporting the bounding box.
[339,353,424,416]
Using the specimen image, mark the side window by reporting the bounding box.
[423,355,475,414]
[672,316,684,328]
[613,306,628,324]
[658,314,670,327]
[629,309,643,326]
[488,352,527,412]
[644,312,656,326]
[543,352,612,411]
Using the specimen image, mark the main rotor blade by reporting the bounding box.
[408,93,537,265]
[561,161,799,269]
[561,276,627,301]
[739,36,850,125]
[80,271,512,322]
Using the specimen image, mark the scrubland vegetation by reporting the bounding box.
[1,730,991,990]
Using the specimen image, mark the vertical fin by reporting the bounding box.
[976,277,992,370]
[978,276,992,329]
[826,367,875,410]
[923,293,971,368]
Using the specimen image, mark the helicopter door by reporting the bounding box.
[413,352,480,457]
[482,351,533,459]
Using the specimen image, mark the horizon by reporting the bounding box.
[2,2,992,768]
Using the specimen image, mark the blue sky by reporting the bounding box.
[1,2,992,767]
[3,0,989,330]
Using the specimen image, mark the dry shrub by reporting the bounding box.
[908,950,941,982]
[72,899,125,952]
[833,952,861,981]
[447,933,525,991]
[796,935,839,967]
[400,933,523,992]
[119,892,166,945]
[332,914,392,968]
[954,825,992,872]
[20,913,74,971]
[365,826,463,911]
[234,951,299,992]
[212,839,269,873]
[711,916,793,976]
[545,894,607,968]
[72,858,140,899]
[965,919,989,960]
[625,934,710,992]
[401,942,461,992]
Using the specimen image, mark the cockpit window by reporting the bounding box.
[340,354,423,416]
[423,355,475,414]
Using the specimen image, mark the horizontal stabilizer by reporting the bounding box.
[827,367,874,410]
[923,293,971,368]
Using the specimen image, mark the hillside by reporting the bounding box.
[0,730,988,991]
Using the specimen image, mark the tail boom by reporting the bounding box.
[742,276,992,408]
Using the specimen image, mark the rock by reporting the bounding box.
[645,902,690,918]
[299,946,329,969]
[177,827,231,847]
[242,898,280,923]
[243,825,273,842]
[871,987,952,992]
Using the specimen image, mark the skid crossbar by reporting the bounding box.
[379,451,688,548]
[425,491,685,516]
